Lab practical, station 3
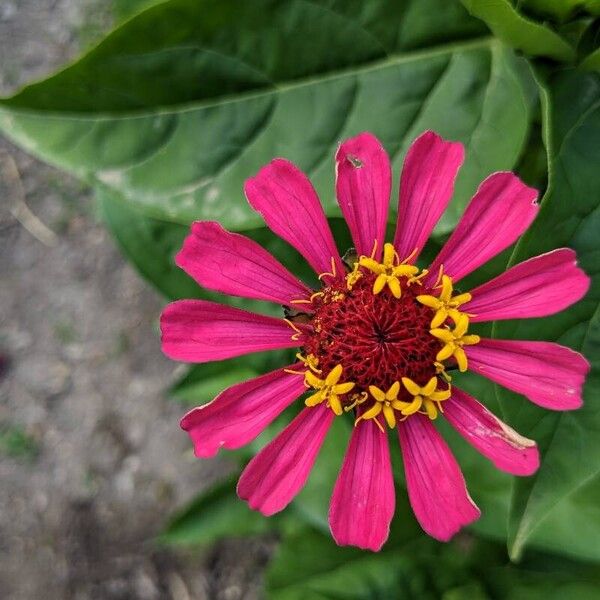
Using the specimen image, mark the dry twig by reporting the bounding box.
[0,148,58,246]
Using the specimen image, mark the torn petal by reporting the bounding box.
[444,387,539,475]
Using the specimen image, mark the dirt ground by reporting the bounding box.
[0,2,268,598]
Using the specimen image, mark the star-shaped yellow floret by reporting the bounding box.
[304,364,355,416]
[359,243,420,299]
[355,381,404,429]
[296,352,321,373]
[430,313,480,372]
[400,376,452,420]
[417,274,472,328]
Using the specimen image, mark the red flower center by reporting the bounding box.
[302,270,440,402]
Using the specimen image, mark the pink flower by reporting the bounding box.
[161,131,590,551]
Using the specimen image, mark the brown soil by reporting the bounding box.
[0,2,268,598]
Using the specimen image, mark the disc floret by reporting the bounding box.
[360,381,404,429]
[304,364,355,416]
[294,242,482,425]
[359,243,426,298]
[430,313,481,372]
[401,376,451,419]
[417,274,473,328]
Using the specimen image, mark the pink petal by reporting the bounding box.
[160,300,303,363]
[397,414,480,541]
[444,387,539,476]
[393,131,464,262]
[467,339,589,410]
[176,221,311,307]
[329,418,395,551]
[335,133,392,260]
[180,366,306,458]
[426,172,539,284]
[237,404,335,515]
[466,248,590,322]
[245,159,343,280]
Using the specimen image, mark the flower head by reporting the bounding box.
[162,131,590,551]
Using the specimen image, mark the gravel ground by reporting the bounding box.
[0,2,268,598]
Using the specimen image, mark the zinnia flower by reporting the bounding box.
[161,131,590,551]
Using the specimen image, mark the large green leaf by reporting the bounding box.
[0,0,533,235]
[460,0,577,61]
[525,473,600,561]
[493,68,600,561]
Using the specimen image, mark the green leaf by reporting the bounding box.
[0,0,487,112]
[494,68,600,561]
[508,581,600,600]
[265,523,600,600]
[443,582,489,600]
[160,475,280,546]
[99,185,199,300]
[266,521,600,600]
[525,472,600,561]
[520,0,600,23]
[265,513,429,600]
[461,0,576,61]
[579,19,600,69]
[169,359,260,407]
[113,0,168,20]
[0,0,532,236]
[169,350,295,406]
[267,534,414,600]
[581,46,600,70]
